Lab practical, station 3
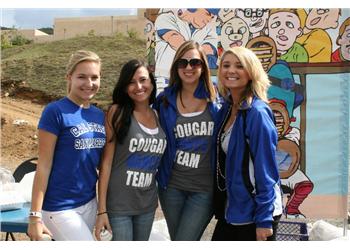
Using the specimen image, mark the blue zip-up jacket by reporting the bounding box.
[213,96,282,228]
[153,82,221,189]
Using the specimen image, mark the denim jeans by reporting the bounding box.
[158,186,213,241]
[108,210,155,241]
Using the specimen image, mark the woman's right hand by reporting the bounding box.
[27,218,52,241]
[94,213,112,241]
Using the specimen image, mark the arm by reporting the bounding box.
[247,107,280,240]
[27,130,56,240]
[94,106,116,240]
[161,30,186,51]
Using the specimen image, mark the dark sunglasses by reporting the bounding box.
[177,58,203,69]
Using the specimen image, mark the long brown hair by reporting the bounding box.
[168,40,216,102]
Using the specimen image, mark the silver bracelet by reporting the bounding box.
[29,211,42,219]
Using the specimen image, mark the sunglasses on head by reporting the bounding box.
[177,58,203,69]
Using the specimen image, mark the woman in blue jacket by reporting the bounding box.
[154,40,220,240]
[212,47,282,241]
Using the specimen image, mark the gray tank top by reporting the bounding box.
[106,112,167,215]
[168,105,214,192]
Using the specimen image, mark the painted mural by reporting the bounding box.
[144,8,350,220]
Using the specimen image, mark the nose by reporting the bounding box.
[185,63,193,70]
[135,81,143,89]
[87,78,94,86]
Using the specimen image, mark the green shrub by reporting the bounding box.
[127,29,139,39]
[1,34,12,49]
[11,34,32,46]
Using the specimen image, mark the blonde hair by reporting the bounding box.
[66,50,101,93]
[218,47,270,105]
[168,40,216,102]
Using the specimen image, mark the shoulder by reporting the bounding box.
[107,104,119,117]
[42,98,66,114]
[90,104,105,115]
[246,98,274,123]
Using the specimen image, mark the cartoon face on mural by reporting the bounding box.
[334,17,350,61]
[305,8,340,30]
[220,17,249,50]
[236,8,269,37]
[267,10,303,56]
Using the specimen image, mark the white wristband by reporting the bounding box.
[29,211,42,219]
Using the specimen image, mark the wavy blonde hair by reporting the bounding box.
[218,46,270,105]
[66,50,101,93]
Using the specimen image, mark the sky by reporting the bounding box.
[1,9,137,29]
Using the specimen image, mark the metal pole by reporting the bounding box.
[343,218,348,237]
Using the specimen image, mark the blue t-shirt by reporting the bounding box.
[39,97,106,211]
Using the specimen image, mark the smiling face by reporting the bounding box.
[268,11,302,54]
[127,66,153,105]
[220,17,249,50]
[177,48,203,86]
[67,61,100,107]
[219,52,251,97]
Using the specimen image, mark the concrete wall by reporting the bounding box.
[53,9,146,41]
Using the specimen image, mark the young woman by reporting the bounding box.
[212,46,282,241]
[94,59,166,241]
[27,50,106,240]
[154,40,220,240]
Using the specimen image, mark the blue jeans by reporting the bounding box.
[108,210,155,241]
[158,186,213,241]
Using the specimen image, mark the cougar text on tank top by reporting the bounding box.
[169,105,214,192]
[107,112,167,215]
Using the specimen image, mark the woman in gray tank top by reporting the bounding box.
[153,41,220,240]
[94,60,167,241]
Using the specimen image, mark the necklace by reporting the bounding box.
[216,105,232,191]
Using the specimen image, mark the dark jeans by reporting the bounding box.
[212,215,281,241]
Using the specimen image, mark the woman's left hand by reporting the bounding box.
[256,227,273,241]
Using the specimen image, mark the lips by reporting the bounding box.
[251,19,263,28]
[227,76,238,81]
[135,91,146,96]
[310,17,321,26]
[278,35,288,42]
[230,41,243,47]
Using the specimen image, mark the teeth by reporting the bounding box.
[135,91,145,96]
[228,77,238,80]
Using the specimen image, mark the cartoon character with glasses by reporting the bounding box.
[236,8,269,38]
